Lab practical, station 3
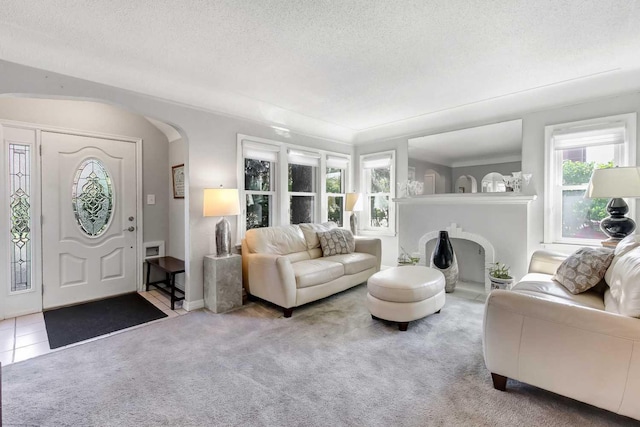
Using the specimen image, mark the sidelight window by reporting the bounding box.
[9,143,32,292]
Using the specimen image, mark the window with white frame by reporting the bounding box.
[8,142,34,292]
[326,155,349,227]
[243,142,279,230]
[288,149,319,224]
[361,151,395,233]
[545,114,636,244]
[239,135,350,236]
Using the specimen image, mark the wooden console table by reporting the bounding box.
[146,256,185,310]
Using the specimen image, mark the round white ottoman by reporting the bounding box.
[367,266,446,331]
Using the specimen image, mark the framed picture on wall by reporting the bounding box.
[172,164,185,199]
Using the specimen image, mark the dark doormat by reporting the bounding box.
[44,293,168,349]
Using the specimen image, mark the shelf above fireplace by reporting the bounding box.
[393,193,537,205]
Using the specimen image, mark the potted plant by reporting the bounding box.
[488,262,514,290]
[398,247,421,266]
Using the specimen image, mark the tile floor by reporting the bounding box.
[0,290,187,366]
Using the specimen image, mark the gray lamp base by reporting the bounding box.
[350,212,358,236]
[215,217,232,257]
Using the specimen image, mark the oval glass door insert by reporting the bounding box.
[72,158,114,236]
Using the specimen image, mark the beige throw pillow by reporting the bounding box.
[553,247,614,295]
[317,229,350,256]
[298,222,338,249]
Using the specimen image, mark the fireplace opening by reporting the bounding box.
[418,223,496,292]
[425,238,485,291]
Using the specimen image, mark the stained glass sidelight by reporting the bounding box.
[72,158,114,237]
[9,143,32,292]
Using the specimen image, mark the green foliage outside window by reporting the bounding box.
[562,160,613,237]
[245,159,271,229]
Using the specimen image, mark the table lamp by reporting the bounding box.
[345,192,363,235]
[586,166,640,242]
[203,187,240,256]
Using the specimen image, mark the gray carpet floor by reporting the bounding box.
[2,284,638,426]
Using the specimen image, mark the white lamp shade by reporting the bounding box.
[345,193,363,212]
[203,188,240,217]
[586,167,640,198]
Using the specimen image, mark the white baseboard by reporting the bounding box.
[184,299,204,311]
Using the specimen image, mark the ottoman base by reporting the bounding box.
[367,290,446,331]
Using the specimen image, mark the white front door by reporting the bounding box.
[41,132,138,309]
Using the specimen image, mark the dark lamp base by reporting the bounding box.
[600,198,636,240]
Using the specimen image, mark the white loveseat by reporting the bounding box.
[483,240,640,421]
[241,223,381,317]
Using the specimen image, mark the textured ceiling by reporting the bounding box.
[1,1,640,143]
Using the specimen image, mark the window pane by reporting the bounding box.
[328,196,344,227]
[289,164,315,192]
[245,159,271,191]
[561,146,615,185]
[369,195,389,228]
[9,143,32,292]
[561,189,608,240]
[370,168,390,193]
[246,194,270,229]
[72,158,113,237]
[326,167,343,193]
[290,196,314,224]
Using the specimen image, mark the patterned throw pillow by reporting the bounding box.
[339,229,356,253]
[317,229,350,256]
[553,247,615,294]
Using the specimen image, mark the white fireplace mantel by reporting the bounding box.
[397,193,534,287]
[394,193,536,205]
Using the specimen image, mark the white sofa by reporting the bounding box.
[483,242,640,421]
[241,223,381,317]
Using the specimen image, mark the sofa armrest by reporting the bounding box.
[483,289,640,416]
[245,252,297,308]
[527,250,567,275]
[486,290,640,341]
[355,237,382,271]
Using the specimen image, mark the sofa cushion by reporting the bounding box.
[552,247,614,294]
[318,229,351,256]
[298,222,337,250]
[605,246,640,317]
[513,274,605,310]
[291,259,344,288]
[605,234,640,285]
[245,225,307,255]
[324,253,377,275]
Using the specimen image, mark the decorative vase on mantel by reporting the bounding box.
[430,230,459,293]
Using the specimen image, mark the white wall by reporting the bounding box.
[169,137,186,289]
[0,60,352,309]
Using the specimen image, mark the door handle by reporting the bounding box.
[124,226,135,232]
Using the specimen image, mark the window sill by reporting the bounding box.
[358,229,397,238]
[541,242,601,254]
